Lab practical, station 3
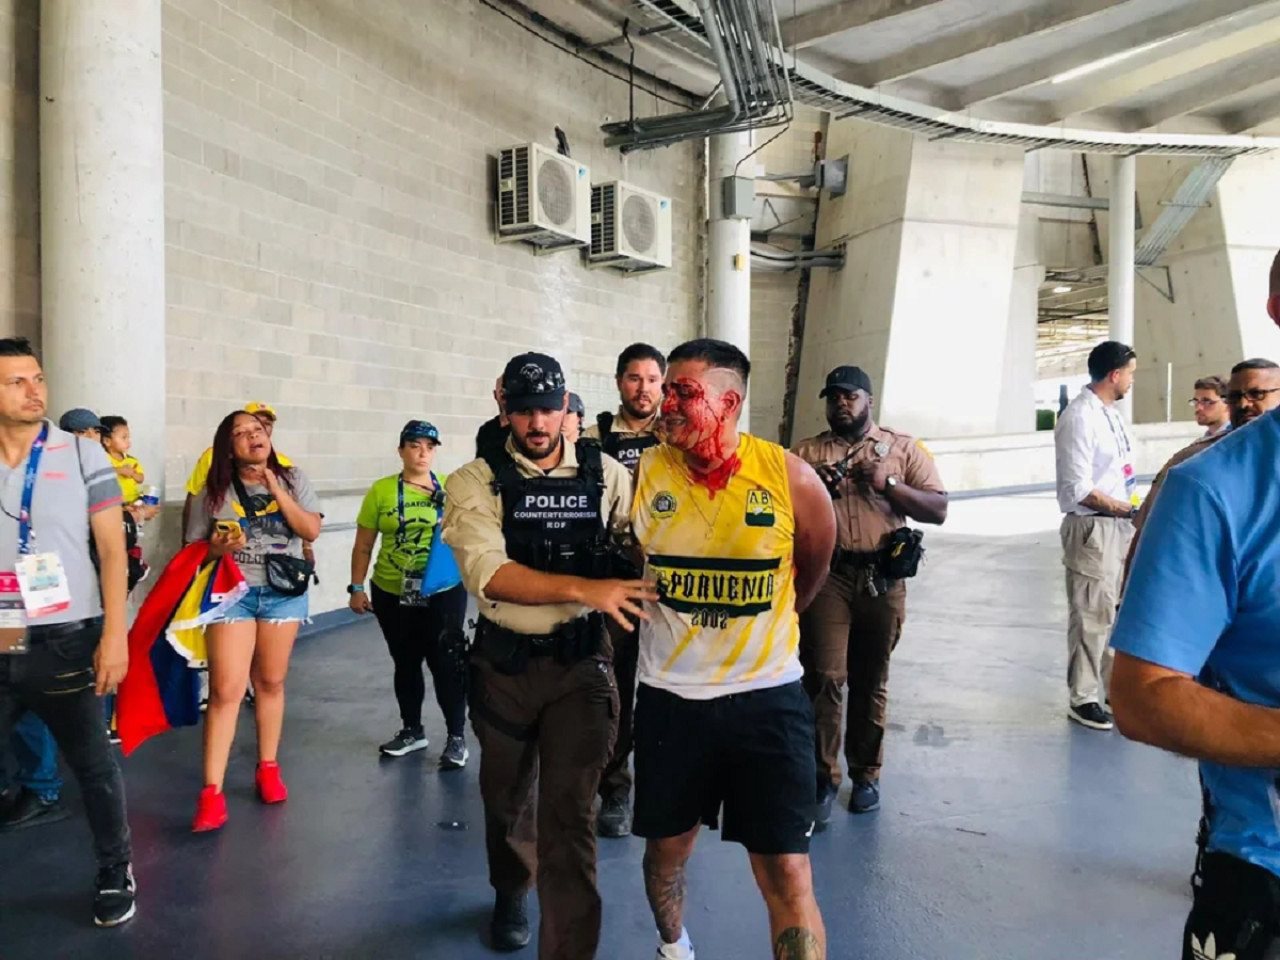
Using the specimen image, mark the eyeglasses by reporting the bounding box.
[1224,388,1280,404]
[1188,398,1223,407]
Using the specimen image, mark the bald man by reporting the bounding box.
[1111,249,1280,960]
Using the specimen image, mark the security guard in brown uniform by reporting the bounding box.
[582,341,665,839]
[443,352,653,959]
[794,366,948,823]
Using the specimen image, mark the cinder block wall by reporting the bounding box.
[0,0,705,615]
[161,0,703,491]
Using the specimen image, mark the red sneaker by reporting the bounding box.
[192,786,227,832]
[255,762,288,804]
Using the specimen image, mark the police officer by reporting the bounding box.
[563,392,586,444]
[443,352,652,959]
[582,341,665,839]
[794,366,948,822]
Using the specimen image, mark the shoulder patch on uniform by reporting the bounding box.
[915,439,933,459]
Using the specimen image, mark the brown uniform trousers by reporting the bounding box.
[598,617,638,801]
[799,562,907,788]
[470,640,619,960]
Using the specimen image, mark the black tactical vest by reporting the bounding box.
[484,439,609,579]
[596,412,660,472]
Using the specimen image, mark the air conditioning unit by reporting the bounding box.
[495,143,590,253]
[588,181,672,274]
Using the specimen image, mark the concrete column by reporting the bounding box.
[1108,155,1136,420]
[1126,152,1280,424]
[708,123,753,431]
[1000,209,1043,434]
[794,119,1025,441]
[40,0,166,488]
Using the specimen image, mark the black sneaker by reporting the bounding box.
[490,891,530,951]
[440,735,469,769]
[1067,702,1114,731]
[598,792,632,838]
[849,781,881,814]
[379,727,429,757]
[93,862,137,928]
[815,781,839,827]
[0,787,70,831]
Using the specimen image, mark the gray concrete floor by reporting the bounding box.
[0,491,1199,959]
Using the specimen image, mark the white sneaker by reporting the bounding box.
[656,942,695,959]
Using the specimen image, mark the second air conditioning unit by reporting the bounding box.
[495,143,590,253]
[588,181,672,274]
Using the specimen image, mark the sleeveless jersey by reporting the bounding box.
[631,433,800,699]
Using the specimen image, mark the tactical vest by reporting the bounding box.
[596,411,660,472]
[484,438,609,579]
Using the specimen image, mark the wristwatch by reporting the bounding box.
[883,476,899,494]
[346,583,366,595]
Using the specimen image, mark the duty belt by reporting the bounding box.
[475,614,603,674]
[832,547,880,568]
[832,548,891,598]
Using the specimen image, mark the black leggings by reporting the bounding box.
[370,583,469,737]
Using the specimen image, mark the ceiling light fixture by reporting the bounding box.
[1053,285,1072,293]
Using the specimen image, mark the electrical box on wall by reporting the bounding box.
[495,143,591,253]
[721,176,755,219]
[587,181,672,274]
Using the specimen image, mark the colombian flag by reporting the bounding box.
[117,543,248,755]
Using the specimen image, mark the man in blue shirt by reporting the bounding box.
[1112,249,1280,960]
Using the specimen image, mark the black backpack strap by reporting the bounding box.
[482,445,516,497]
[596,411,613,438]
[576,438,606,506]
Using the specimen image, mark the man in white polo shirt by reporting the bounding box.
[1054,340,1139,732]
[0,337,135,927]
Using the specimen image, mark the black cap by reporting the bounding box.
[59,408,102,433]
[399,420,440,445]
[501,353,567,412]
[819,365,873,398]
[568,392,585,417]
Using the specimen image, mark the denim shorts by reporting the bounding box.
[213,586,310,625]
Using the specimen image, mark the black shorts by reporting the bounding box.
[633,680,816,855]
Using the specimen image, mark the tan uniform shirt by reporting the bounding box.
[443,436,633,635]
[583,409,659,443]
[1122,431,1223,588]
[794,425,945,553]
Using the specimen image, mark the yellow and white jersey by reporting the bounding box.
[631,433,800,699]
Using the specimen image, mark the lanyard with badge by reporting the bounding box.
[0,424,73,654]
[1103,406,1140,507]
[398,474,445,607]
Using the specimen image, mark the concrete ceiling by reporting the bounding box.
[777,0,1280,135]
[507,0,1280,146]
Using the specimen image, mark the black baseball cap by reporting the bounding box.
[501,353,567,412]
[400,420,440,445]
[568,392,585,417]
[819,365,873,398]
[59,408,102,433]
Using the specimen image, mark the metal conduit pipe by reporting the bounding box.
[692,0,741,115]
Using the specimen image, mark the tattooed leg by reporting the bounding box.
[774,927,823,960]
[750,853,826,960]
[643,830,699,943]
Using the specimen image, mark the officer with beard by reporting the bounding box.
[443,352,654,959]
[794,366,948,823]
[583,341,665,838]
